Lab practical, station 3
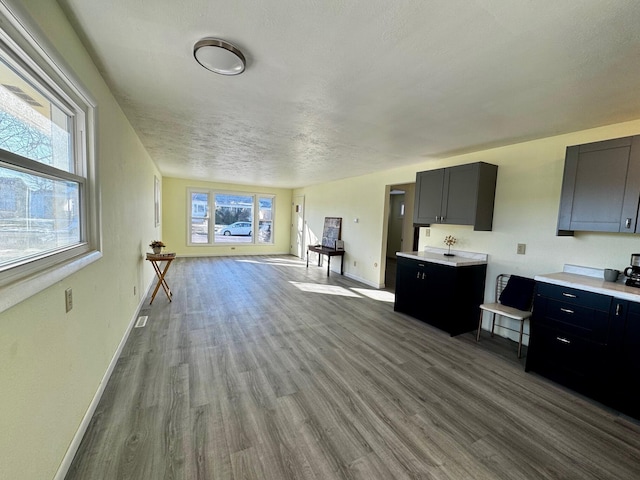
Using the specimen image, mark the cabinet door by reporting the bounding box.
[619,303,640,418]
[441,163,477,226]
[413,169,444,225]
[394,257,424,318]
[528,323,608,400]
[417,262,485,335]
[557,135,640,234]
[609,300,640,419]
[417,262,454,330]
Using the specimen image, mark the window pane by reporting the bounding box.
[0,165,79,270]
[214,194,253,243]
[258,196,273,244]
[0,58,73,172]
[190,191,209,243]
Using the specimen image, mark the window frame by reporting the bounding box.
[256,195,275,245]
[186,187,275,246]
[0,1,100,312]
[187,188,211,245]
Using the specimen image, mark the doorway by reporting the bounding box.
[290,195,305,258]
[384,183,415,290]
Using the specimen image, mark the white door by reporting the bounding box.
[290,195,305,257]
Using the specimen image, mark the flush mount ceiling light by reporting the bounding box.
[193,38,246,75]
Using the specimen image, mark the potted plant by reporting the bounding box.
[443,235,456,256]
[149,240,165,254]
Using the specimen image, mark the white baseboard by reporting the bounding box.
[53,280,154,480]
[177,251,291,258]
[344,272,383,289]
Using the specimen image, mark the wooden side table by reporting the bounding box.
[146,253,176,304]
[306,245,345,276]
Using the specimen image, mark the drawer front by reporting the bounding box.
[537,298,611,342]
[397,256,424,271]
[528,324,609,400]
[536,282,611,311]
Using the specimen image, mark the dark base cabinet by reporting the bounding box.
[609,300,640,420]
[526,282,640,421]
[394,256,486,336]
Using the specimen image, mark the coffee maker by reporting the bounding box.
[624,253,640,287]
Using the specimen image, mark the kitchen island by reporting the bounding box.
[394,248,488,336]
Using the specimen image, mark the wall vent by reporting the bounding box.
[134,315,148,328]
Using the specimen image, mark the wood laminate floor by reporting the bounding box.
[65,255,640,479]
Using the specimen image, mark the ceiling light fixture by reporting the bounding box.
[193,38,246,75]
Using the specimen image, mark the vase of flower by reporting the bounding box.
[149,240,165,254]
[443,235,456,256]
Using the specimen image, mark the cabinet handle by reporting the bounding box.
[560,307,574,314]
[556,337,571,345]
[616,303,622,316]
[562,293,577,298]
[626,218,632,229]
[416,272,420,279]
[422,272,426,280]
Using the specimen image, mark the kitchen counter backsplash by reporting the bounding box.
[536,264,640,302]
[397,247,488,267]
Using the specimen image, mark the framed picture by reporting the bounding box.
[321,217,342,248]
[154,175,160,226]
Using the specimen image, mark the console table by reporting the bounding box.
[307,245,345,276]
[146,252,176,304]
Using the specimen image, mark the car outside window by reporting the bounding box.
[187,189,274,245]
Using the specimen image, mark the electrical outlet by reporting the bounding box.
[424,228,430,237]
[65,288,73,312]
[517,243,526,255]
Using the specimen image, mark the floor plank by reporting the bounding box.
[65,255,640,479]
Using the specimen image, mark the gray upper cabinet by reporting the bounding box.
[557,135,640,235]
[413,162,498,231]
[414,168,445,225]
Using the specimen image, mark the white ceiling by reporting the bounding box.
[58,0,640,189]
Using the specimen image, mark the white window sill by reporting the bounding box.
[0,250,102,314]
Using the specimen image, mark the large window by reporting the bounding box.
[188,189,274,245]
[0,4,98,301]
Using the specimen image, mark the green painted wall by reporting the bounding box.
[0,2,161,478]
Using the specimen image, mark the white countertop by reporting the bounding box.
[536,267,640,302]
[397,247,488,267]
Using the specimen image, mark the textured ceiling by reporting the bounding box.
[58,0,640,188]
